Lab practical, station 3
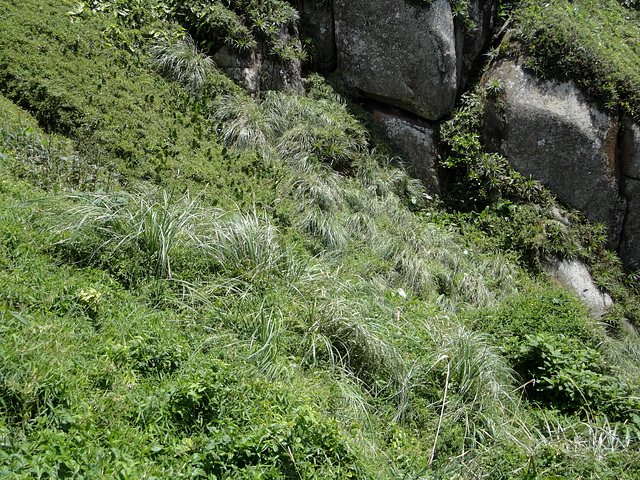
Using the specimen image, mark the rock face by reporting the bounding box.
[456,0,496,90]
[620,178,640,267]
[481,58,640,265]
[333,0,458,120]
[619,121,640,267]
[483,59,626,247]
[214,47,261,95]
[295,0,495,119]
[373,109,440,194]
[214,31,303,96]
[290,0,336,72]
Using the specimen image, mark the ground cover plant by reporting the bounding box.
[1,1,640,479]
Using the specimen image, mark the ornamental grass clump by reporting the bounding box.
[212,90,368,171]
[199,209,295,283]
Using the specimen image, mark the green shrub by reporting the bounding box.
[0,0,239,185]
[160,361,362,477]
[108,335,185,376]
[512,333,640,431]
[473,284,602,345]
[166,0,257,54]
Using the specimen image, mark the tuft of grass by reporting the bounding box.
[410,318,519,456]
[296,207,349,252]
[603,328,640,384]
[213,89,368,172]
[48,188,215,280]
[200,208,300,284]
[150,35,216,98]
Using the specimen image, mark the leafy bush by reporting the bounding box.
[92,0,305,62]
[512,333,640,432]
[160,361,362,478]
[165,0,257,54]
[473,284,602,345]
[108,335,185,376]
[440,90,551,213]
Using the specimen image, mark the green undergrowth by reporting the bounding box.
[0,0,259,205]
[78,0,305,62]
[1,87,638,480]
[510,0,640,119]
[1,1,640,478]
[4,175,637,478]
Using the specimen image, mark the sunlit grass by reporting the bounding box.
[150,34,216,97]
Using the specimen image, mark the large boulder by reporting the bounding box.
[332,0,495,120]
[372,108,440,194]
[483,59,626,247]
[333,0,458,120]
[544,258,613,316]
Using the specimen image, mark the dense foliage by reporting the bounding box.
[1,0,640,479]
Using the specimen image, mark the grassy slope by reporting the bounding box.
[0,1,640,479]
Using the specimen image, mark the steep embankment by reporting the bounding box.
[1,1,640,479]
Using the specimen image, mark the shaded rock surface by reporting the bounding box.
[620,120,640,181]
[456,0,496,90]
[373,108,440,194]
[619,121,640,266]
[290,0,336,72]
[214,32,303,96]
[214,47,261,95]
[619,177,640,267]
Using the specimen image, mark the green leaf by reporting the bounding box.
[10,311,29,325]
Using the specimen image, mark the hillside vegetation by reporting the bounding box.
[1,1,640,479]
